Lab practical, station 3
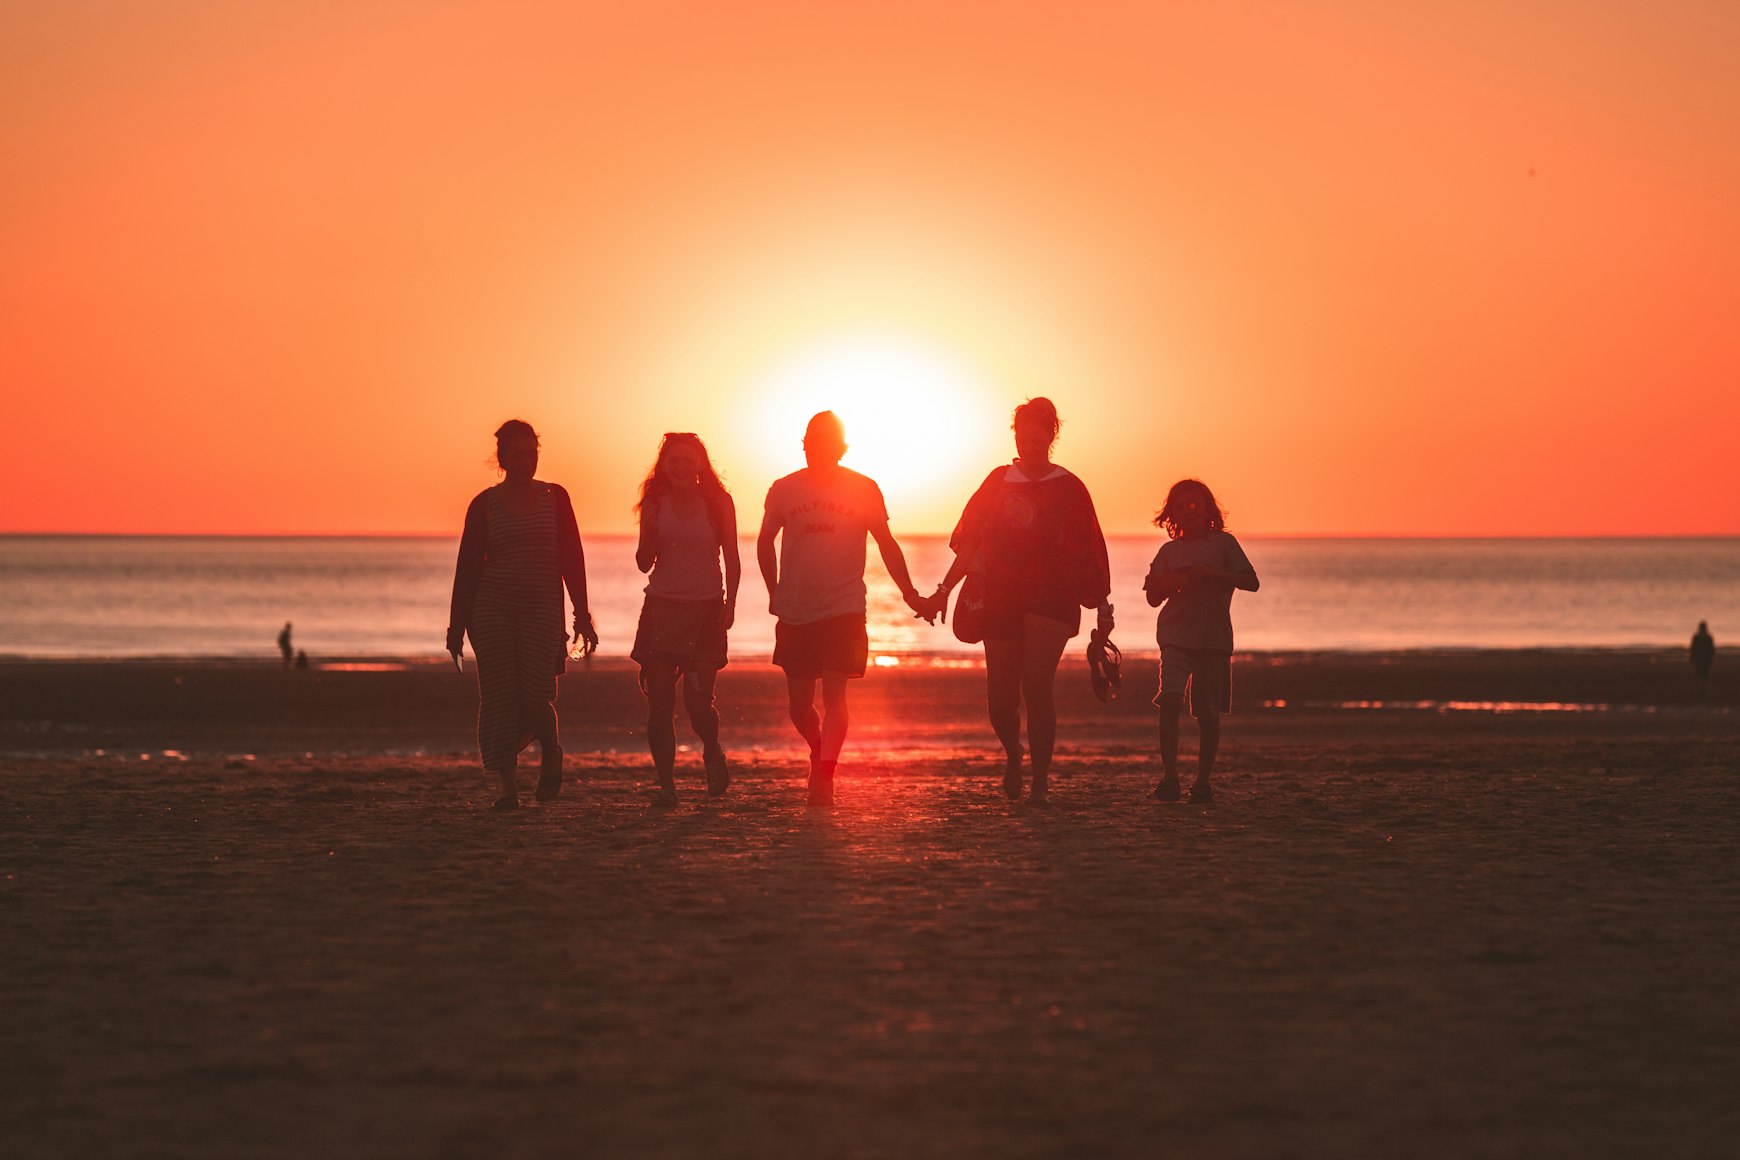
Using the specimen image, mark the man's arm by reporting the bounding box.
[870,519,931,620]
[756,507,781,616]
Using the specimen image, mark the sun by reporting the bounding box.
[745,334,1003,523]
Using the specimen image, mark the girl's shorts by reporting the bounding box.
[1156,646,1231,719]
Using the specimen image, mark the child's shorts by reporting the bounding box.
[1156,646,1231,720]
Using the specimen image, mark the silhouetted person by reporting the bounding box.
[758,411,931,807]
[926,398,1112,805]
[632,433,741,805]
[447,419,598,811]
[1691,620,1715,691]
[294,649,309,670]
[1144,479,1259,804]
[278,621,293,668]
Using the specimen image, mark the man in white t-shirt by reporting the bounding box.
[758,411,931,806]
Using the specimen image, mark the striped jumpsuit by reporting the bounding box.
[448,484,589,773]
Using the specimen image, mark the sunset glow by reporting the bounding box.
[2,2,1737,536]
[745,335,1001,514]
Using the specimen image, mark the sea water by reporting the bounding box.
[1,535,1735,660]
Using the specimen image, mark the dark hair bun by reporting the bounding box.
[1012,397,1061,440]
[494,419,538,445]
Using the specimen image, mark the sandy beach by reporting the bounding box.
[3,652,1737,1158]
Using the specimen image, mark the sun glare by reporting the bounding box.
[746,335,1001,522]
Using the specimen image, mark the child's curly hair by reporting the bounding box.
[1153,479,1226,540]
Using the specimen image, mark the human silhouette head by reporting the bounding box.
[494,419,539,480]
[1012,397,1061,463]
[1155,479,1226,540]
[637,432,728,514]
[803,411,847,468]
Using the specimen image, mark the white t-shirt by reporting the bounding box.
[763,466,888,624]
[1148,530,1255,652]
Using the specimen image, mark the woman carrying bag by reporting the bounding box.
[925,398,1112,804]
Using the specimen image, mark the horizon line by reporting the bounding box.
[5,529,1739,542]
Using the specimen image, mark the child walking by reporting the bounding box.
[1143,479,1259,804]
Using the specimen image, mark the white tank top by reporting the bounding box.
[645,497,723,601]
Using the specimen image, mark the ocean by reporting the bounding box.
[1,535,1735,660]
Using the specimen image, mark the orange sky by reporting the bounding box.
[3,1,1737,536]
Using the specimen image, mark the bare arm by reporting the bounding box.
[1143,565,1172,608]
[757,508,781,615]
[870,520,933,620]
[720,495,742,629]
[634,501,659,574]
[447,493,489,654]
[1194,564,1260,592]
[552,486,596,653]
[937,545,974,594]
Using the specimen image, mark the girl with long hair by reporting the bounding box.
[1143,478,1259,804]
[631,432,741,804]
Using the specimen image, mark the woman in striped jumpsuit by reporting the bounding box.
[447,420,597,810]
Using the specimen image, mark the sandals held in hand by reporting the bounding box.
[1087,629,1122,703]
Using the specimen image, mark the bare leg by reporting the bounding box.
[983,638,1025,798]
[685,669,729,796]
[682,669,722,751]
[1196,715,1221,789]
[524,698,564,802]
[818,674,850,764]
[644,661,679,800]
[785,676,822,758]
[1018,614,1072,802]
[1156,691,1184,799]
[523,699,557,756]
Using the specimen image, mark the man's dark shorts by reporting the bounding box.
[774,613,869,679]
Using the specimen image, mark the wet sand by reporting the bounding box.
[3,654,1738,1158]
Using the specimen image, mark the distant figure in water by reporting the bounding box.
[1144,479,1259,805]
[927,397,1112,805]
[632,432,741,805]
[294,649,309,670]
[447,419,597,811]
[278,622,293,668]
[1691,620,1715,691]
[758,411,931,807]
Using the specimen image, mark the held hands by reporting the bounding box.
[930,584,951,624]
[571,612,599,658]
[904,586,940,626]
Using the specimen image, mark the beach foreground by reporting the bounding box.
[3,655,1738,1158]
